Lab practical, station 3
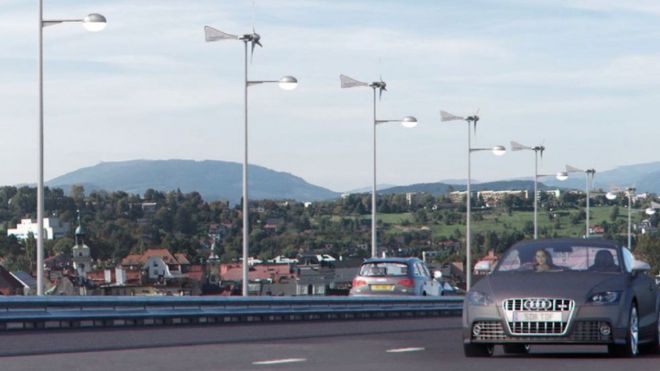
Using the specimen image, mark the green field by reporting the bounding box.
[370,206,646,239]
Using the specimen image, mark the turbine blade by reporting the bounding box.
[566,164,582,173]
[379,87,383,100]
[251,41,256,63]
[440,111,464,122]
[510,141,530,151]
[204,26,238,42]
[340,74,368,88]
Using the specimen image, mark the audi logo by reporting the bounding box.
[524,299,552,310]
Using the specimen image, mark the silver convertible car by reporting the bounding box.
[463,238,660,357]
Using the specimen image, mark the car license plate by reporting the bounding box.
[513,311,562,322]
[371,284,395,291]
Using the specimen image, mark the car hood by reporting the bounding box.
[476,271,626,303]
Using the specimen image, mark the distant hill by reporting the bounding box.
[43,160,660,203]
[47,160,339,203]
[381,180,554,196]
[346,184,397,194]
[542,161,660,193]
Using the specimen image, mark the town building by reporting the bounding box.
[7,217,69,240]
[71,217,92,279]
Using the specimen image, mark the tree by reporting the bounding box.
[70,184,85,206]
[52,237,74,257]
[635,235,660,274]
[610,206,620,222]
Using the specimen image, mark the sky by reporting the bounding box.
[1,0,659,192]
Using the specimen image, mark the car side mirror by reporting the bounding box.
[631,260,651,276]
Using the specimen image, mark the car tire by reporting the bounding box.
[639,310,660,354]
[608,304,640,357]
[503,344,530,354]
[464,343,494,357]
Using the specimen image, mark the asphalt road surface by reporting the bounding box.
[0,317,658,371]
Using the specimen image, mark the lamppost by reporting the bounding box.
[37,4,107,295]
[558,166,596,238]
[440,111,505,290]
[205,26,298,296]
[606,188,636,250]
[340,74,417,258]
[511,141,546,239]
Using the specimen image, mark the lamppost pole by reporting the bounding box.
[242,39,249,296]
[511,142,545,240]
[339,75,416,259]
[205,26,297,296]
[36,6,106,295]
[441,111,505,290]
[564,166,596,238]
[372,86,377,258]
[585,169,595,238]
[466,122,472,289]
[534,149,538,239]
[627,187,635,250]
[37,0,45,296]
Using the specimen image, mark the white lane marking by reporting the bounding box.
[386,347,426,353]
[252,358,307,365]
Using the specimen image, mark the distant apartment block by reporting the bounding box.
[448,189,564,206]
[7,217,69,240]
[406,192,418,206]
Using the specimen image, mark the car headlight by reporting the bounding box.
[467,291,493,306]
[587,291,621,305]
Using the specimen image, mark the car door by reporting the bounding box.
[417,262,440,296]
[624,248,656,329]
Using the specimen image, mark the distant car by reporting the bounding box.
[349,258,441,296]
[463,238,660,357]
[439,281,464,296]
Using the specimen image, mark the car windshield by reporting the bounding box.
[496,244,621,273]
[359,262,408,277]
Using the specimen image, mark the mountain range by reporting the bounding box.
[47,160,338,203]
[542,161,660,193]
[43,160,660,202]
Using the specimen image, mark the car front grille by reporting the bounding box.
[503,298,575,336]
[471,320,611,343]
[572,321,612,342]
[504,298,572,312]
[472,321,506,341]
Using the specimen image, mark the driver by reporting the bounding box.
[534,249,560,272]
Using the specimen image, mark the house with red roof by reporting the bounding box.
[220,263,294,283]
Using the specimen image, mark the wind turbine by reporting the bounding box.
[441,110,505,290]
[510,141,546,239]
[340,74,417,258]
[204,25,297,296]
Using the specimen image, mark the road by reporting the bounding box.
[0,317,658,370]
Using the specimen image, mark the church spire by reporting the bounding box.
[74,209,85,246]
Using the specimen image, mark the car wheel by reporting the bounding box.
[609,304,640,357]
[639,310,660,354]
[463,343,494,357]
[503,344,530,354]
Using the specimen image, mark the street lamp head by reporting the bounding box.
[606,192,617,201]
[401,116,418,128]
[82,13,107,32]
[556,171,568,181]
[278,76,298,90]
[492,145,506,156]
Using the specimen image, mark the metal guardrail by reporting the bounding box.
[0,296,463,331]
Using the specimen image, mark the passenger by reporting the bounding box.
[589,250,618,272]
[534,249,560,272]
